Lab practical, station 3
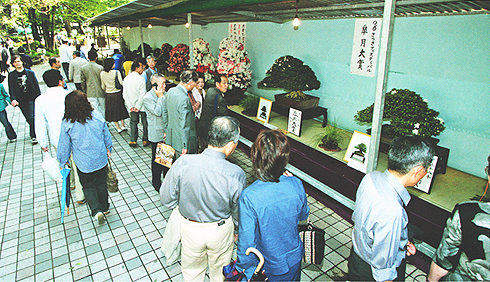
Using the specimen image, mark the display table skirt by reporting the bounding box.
[105,91,129,122]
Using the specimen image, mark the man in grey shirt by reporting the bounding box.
[348,136,435,281]
[143,73,167,192]
[160,116,246,282]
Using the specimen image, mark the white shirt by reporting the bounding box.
[191,87,205,119]
[34,86,69,149]
[122,71,146,111]
[59,44,72,63]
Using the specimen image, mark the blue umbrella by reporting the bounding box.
[60,166,71,223]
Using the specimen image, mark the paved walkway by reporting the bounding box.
[0,63,427,281]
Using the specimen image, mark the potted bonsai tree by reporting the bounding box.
[257,55,321,110]
[239,94,260,116]
[355,88,445,139]
[314,123,343,152]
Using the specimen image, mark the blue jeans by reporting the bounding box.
[0,109,16,140]
[19,100,35,138]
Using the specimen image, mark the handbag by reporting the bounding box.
[154,142,176,168]
[298,219,325,264]
[114,70,123,90]
[107,159,119,193]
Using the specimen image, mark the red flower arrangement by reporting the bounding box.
[167,44,190,73]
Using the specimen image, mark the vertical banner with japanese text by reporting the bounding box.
[350,18,382,77]
[229,23,246,48]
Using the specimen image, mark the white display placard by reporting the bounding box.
[350,18,382,77]
[288,108,302,137]
[256,97,273,123]
[344,131,371,173]
[413,156,439,194]
[229,23,246,48]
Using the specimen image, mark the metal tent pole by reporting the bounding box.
[139,19,145,58]
[366,0,396,173]
[188,13,194,69]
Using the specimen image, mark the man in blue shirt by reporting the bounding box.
[348,136,435,281]
[112,49,124,75]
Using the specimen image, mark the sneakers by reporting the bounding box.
[95,212,105,225]
[104,210,110,215]
[129,141,137,147]
[117,128,123,133]
[120,127,127,132]
[31,138,38,144]
[8,138,16,143]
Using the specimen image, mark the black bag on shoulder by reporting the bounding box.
[114,70,123,90]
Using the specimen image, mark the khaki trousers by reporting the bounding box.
[180,216,234,282]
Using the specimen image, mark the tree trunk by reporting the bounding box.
[76,21,85,35]
[64,19,72,38]
[41,7,56,51]
[28,8,42,42]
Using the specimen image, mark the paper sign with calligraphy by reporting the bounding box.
[288,108,302,137]
[413,156,439,194]
[350,18,382,77]
[229,23,246,48]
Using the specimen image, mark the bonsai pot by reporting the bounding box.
[274,93,319,110]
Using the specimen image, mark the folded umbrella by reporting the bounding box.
[60,166,71,223]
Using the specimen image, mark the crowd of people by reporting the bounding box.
[0,42,488,282]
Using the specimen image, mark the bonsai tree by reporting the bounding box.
[355,88,445,138]
[239,94,260,116]
[257,55,320,101]
[314,125,343,151]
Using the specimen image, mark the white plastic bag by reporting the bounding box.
[42,152,62,182]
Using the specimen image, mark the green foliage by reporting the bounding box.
[355,88,445,137]
[258,55,320,92]
[314,125,343,150]
[239,94,260,115]
[45,49,59,57]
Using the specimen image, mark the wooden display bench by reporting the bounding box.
[228,105,488,273]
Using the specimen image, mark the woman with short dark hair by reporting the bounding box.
[57,90,113,225]
[100,57,128,133]
[236,130,309,281]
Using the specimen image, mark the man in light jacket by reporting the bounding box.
[162,70,198,158]
[123,60,148,147]
[69,51,88,91]
[143,73,167,191]
[80,50,105,118]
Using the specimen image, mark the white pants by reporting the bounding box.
[68,155,84,201]
[88,97,106,119]
[180,216,234,282]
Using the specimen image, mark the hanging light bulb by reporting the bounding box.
[185,22,190,28]
[148,23,152,28]
[293,15,300,27]
[127,26,130,30]
[293,0,300,29]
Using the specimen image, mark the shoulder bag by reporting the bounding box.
[298,218,325,264]
[155,142,176,168]
[114,70,123,90]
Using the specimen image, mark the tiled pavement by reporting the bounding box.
[0,63,427,281]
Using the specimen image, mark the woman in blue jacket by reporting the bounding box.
[236,130,309,281]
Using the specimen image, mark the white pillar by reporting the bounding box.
[366,0,396,173]
[139,19,145,58]
[105,25,111,51]
[188,13,194,69]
